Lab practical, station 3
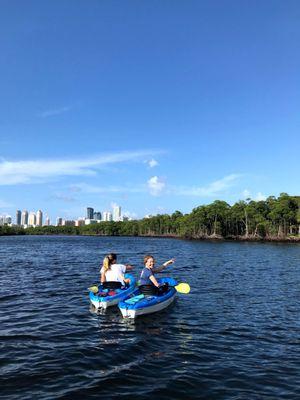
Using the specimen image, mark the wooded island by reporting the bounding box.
[1,193,299,241]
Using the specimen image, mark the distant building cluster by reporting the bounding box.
[0,204,129,228]
[0,215,12,225]
[0,210,51,228]
[56,204,129,227]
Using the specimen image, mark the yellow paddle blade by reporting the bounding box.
[88,285,99,294]
[174,283,190,294]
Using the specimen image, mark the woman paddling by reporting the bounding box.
[100,253,132,289]
[139,255,175,295]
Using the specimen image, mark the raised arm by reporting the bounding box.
[152,258,175,273]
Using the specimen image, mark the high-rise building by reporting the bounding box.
[103,211,112,221]
[45,216,50,226]
[21,210,28,226]
[84,219,97,225]
[36,210,43,226]
[0,215,12,225]
[75,219,85,227]
[113,205,121,222]
[28,212,36,227]
[62,220,75,226]
[16,210,21,226]
[94,211,102,221]
[5,216,12,225]
[56,217,63,226]
[86,207,94,219]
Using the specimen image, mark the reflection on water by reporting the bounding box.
[0,235,300,399]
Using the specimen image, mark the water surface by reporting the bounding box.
[1,236,300,399]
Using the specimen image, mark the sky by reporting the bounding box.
[0,0,299,222]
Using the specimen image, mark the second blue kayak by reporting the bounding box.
[118,277,177,319]
[89,273,136,311]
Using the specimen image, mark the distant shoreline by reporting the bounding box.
[0,230,299,243]
[1,194,299,242]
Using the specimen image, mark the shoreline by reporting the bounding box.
[1,232,299,243]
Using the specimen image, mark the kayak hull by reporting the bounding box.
[119,277,177,319]
[119,292,176,319]
[89,274,136,311]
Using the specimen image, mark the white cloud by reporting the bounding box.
[72,173,241,200]
[0,150,161,186]
[122,210,138,220]
[173,174,241,197]
[240,190,267,201]
[255,192,267,201]
[148,159,158,168]
[39,106,72,118]
[242,189,251,198]
[147,176,166,196]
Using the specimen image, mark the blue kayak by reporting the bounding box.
[89,273,136,311]
[118,277,177,319]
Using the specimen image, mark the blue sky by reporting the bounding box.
[0,1,299,221]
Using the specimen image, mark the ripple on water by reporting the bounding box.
[1,236,300,399]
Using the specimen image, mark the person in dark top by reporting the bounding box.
[139,255,174,295]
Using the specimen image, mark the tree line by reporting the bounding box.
[1,193,299,240]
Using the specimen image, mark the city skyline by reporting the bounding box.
[0,203,126,227]
[0,2,299,219]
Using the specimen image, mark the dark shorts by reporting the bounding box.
[139,283,169,296]
[102,281,122,289]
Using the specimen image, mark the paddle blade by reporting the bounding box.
[88,285,99,294]
[174,283,190,294]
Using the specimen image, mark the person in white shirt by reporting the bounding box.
[100,253,132,288]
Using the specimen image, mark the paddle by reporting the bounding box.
[88,282,190,295]
[88,285,100,294]
[88,281,123,293]
[174,282,190,294]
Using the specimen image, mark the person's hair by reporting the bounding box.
[103,253,117,273]
[143,255,155,265]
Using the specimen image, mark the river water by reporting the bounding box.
[1,236,300,399]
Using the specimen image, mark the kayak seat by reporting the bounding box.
[139,285,158,295]
[102,281,122,289]
[139,283,169,296]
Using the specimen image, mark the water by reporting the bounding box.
[1,236,300,399]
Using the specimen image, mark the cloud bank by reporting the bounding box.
[72,174,242,199]
[241,189,267,201]
[0,150,160,185]
[172,174,242,197]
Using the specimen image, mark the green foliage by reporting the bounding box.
[1,194,299,240]
[0,226,25,235]
[256,222,268,238]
